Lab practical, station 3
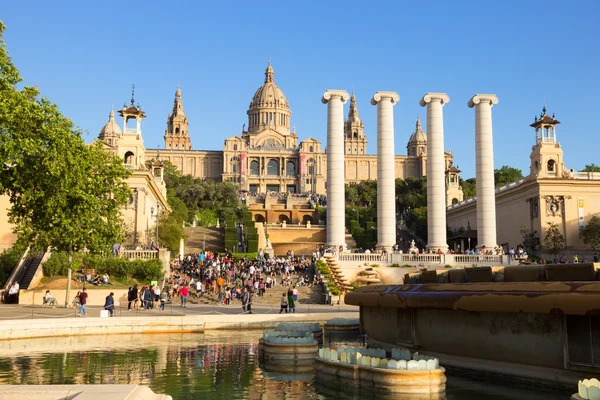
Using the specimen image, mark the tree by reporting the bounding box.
[494,165,523,187]
[580,215,600,250]
[580,164,600,173]
[543,222,565,261]
[0,22,130,253]
[519,225,540,254]
[459,178,477,199]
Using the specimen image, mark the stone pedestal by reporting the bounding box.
[420,93,450,252]
[468,94,499,250]
[322,90,350,249]
[371,92,400,249]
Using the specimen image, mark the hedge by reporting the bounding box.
[247,240,259,253]
[43,252,162,282]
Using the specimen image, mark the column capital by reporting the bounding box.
[322,90,350,104]
[371,91,400,106]
[419,92,450,107]
[468,94,499,108]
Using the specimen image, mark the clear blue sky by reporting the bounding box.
[3,0,599,178]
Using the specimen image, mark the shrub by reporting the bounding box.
[231,253,258,260]
[402,264,413,268]
[0,245,26,286]
[371,264,380,268]
[247,240,259,253]
[445,264,453,269]
[83,256,162,282]
[389,263,401,268]
[43,252,83,277]
[196,209,217,227]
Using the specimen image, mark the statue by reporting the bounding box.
[409,240,419,255]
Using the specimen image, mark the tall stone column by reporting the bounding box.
[420,93,450,252]
[371,92,400,249]
[468,94,499,250]
[322,90,350,249]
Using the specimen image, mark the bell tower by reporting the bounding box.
[529,107,565,178]
[164,86,191,150]
[344,91,367,155]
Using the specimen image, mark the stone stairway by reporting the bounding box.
[356,267,381,286]
[324,254,354,293]
[184,227,225,254]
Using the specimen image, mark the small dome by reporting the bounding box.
[99,108,122,140]
[408,116,427,144]
[249,61,289,112]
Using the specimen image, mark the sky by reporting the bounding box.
[2,0,599,178]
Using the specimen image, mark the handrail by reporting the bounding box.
[3,246,30,291]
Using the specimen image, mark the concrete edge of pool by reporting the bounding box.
[0,312,360,341]
[0,384,171,399]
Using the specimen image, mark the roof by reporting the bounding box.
[446,165,461,174]
[530,113,560,128]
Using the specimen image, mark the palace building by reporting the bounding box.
[143,62,462,205]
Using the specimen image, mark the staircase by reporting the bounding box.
[356,267,381,286]
[16,252,45,289]
[324,254,354,293]
[184,227,225,254]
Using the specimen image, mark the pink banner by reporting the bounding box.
[300,154,307,175]
[241,152,247,175]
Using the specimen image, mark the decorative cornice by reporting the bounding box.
[370,91,400,106]
[468,94,499,108]
[321,90,350,104]
[419,93,450,107]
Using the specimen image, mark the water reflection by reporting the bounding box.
[0,330,572,400]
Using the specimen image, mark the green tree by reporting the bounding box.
[580,164,600,173]
[459,177,477,199]
[494,165,523,187]
[580,215,600,250]
[158,216,186,254]
[519,225,540,254]
[543,222,565,261]
[0,22,130,253]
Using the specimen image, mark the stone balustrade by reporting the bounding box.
[119,250,159,260]
[578,378,600,399]
[338,253,391,263]
[389,253,510,266]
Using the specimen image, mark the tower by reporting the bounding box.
[117,85,147,170]
[446,164,464,206]
[406,116,427,157]
[164,86,191,150]
[344,91,367,155]
[98,108,122,147]
[529,107,565,178]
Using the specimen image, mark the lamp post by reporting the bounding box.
[468,237,471,251]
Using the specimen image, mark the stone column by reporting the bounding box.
[420,93,450,252]
[322,90,350,249]
[371,92,400,249]
[468,94,499,249]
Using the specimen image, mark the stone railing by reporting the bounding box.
[119,250,159,260]
[393,254,442,264]
[452,254,504,264]
[338,253,391,263]
[389,253,510,266]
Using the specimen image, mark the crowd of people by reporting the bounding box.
[162,250,317,313]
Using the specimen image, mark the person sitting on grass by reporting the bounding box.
[102,273,111,285]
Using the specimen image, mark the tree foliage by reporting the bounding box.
[580,163,600,173]
[543,222,565,261]
[494,165,523,187]
[0,22,130,253]
[519,225,540,254]
[580,215,600,251]
[459,178,477,199]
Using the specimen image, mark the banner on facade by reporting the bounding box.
[241,152,247,175]
[300,154,307,175]
[578,198,585,231]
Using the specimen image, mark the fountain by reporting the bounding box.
[258,330,319,373]
[275,322,323,344]
[575,378,600,399]
[324,318,360,332]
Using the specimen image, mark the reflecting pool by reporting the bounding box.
[0,330,571,399]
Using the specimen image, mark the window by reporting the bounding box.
[309,146,314,152]
[232,163,238,174]
[249,184,258,194]
[176,127,180,134]
[267,159,279,176]
[286,161,296,177]
[287,185,296,194]
[233,144,238,151]
[452,198,459,205]
[250,160,259,176]
[267,184,279,192]
[547,159,556,172]
[124,151,134,165]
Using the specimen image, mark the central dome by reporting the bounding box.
[247,62,291,135]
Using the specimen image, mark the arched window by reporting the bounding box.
[452,198,459,205]
[175,127,180,134]
[547,159,556,172]
[286,161,296,177]
[267,159,279,176]
[124,151,135,165]
[233,144,238,151]
[250,160,259,176]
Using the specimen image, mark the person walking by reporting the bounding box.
[160,288,168,311]
[77,288,88,317]
[180,285,189,308]
[279,292,288,314]
[287,288,296,314]
[104,292,115,317]
[241,287,250,313]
